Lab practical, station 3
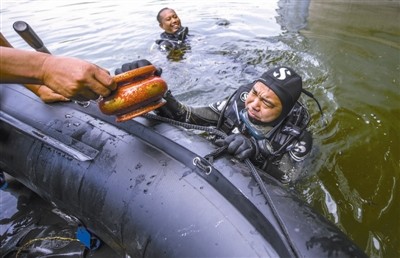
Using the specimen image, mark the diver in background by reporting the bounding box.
[155,7,189,51]
[116,60,322,184]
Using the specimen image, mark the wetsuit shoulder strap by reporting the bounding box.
[215,83,253,131]
[268,102,310,156]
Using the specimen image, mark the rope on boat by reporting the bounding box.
[244,158,300,257]
[15,236,81,257]
[143,113,227,138]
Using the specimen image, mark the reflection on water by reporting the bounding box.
[297,2,399,258]
[0,0,399,257]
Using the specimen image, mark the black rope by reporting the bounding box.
[216,90,238,130]
[244,158,300,257]
[301,89,326,126]
[143,113,227,138]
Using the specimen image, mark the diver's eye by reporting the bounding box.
[262,101,274,109]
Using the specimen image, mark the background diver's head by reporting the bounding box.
[157,8,182,34]
[245,66,302,126]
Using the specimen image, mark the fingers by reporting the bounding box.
[225,134,252,158]
[119,59,152,73]
[214,139,225,147]
[121,63,136,73]
[78,66,116,100]
[235,142,251,156]
[155,67,163,76]
[215,134,253,160]
[227,138,243,155]
[115,63,137,75]
[236,149,253,161]
[93,66,117,92]
[37,86,70,103]
[224,134,237,143]
[115,68,123,75]
[137,59,151,67]
[42,94,70,103]
[42,56,116,101]
[215,134,236,148]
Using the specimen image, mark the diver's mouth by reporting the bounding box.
[170,25,180,32]
[246,108,265,125]
[247,109,259,121]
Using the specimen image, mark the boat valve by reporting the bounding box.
[76,226,101,251]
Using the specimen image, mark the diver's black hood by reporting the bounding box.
[255,66,302,126]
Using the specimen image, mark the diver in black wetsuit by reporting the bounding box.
[155,7,189,51]
[116,60,322,183]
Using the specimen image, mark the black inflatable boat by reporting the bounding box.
[0,84,367,257]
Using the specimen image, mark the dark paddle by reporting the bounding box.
[13,21,51,54]
[13,21,91,107]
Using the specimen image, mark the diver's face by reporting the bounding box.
[245,82,282,123]
[159,9,181,34]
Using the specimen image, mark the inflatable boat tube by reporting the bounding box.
[0,84,367,257]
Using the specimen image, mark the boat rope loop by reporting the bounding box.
[193,157,212,175]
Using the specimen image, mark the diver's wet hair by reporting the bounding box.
[157,7,175,23]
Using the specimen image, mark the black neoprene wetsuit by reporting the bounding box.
[156,82,313,183]
[155,26,189,51]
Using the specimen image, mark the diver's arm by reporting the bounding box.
[155,90,220,126]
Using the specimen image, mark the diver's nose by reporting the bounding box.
[172,17,179,23]
[250,98,262,111]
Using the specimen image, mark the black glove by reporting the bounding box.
[215,134,256,161]
[155,90,187,121]
[115,59,162,76]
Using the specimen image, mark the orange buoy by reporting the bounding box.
[98,65,168,122]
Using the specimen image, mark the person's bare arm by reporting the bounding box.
[0,47,116,101]
[0,47,46,84]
